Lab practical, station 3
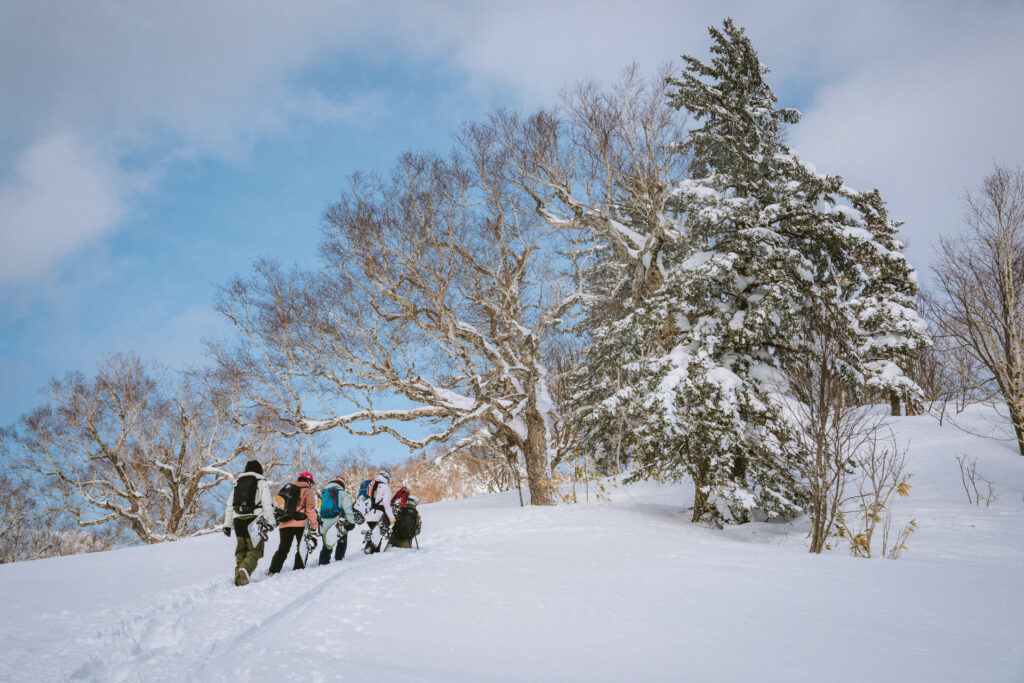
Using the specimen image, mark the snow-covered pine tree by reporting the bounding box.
[612,19,924,525]
[845,189,929,415]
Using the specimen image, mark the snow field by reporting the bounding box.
[0,408,1022,681]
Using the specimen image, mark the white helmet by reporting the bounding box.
[378,470,391,483]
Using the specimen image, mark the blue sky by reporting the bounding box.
[2,0,1023,463]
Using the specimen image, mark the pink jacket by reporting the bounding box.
[279,481,319,531]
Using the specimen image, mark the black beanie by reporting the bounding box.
[244,460,263,475]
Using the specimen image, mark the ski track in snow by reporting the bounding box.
[2,405,1024,681]
[67,523,495,681]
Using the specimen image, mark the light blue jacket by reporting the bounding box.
[319,480,355,531]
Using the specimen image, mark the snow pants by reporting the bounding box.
[232,518,265,576]
[318,517,348,565]
[269,527,307,573]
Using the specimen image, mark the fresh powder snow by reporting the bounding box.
[0,407,1022,681]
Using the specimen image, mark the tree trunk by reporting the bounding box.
[691,485,708,523]
[1009,402,1024,457]
[523,407,556,506]
[889,392,901,417]
[809,492,826,553]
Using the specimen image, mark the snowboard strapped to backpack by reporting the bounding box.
[232,475,259,516]
[353,479,378,518]
[273,483,307,523]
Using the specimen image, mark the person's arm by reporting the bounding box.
[341,489,355,525]
[223,487,235,529]
[381,484,396,523]
[304,487,319,531]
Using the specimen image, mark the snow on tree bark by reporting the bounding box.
[215,132,583,506]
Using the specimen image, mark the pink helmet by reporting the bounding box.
[298,472,313,483]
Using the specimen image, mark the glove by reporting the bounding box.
[222,527,231,537]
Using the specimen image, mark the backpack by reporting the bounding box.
[232,475,259,516]
[391,506,419,542]
[274,483,307,523]
[353,479,379,517]
[320,486,341,519]
[391,487,410,515]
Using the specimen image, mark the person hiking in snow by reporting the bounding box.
[268,472,319,575]
[362,470,396,554]
[317,475,356,565]
[222,459,276,587]
[388,495,421,549]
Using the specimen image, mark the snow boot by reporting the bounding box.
[236,567,250,586]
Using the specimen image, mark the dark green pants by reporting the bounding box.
[233,518,265,575]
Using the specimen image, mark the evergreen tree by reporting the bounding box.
[604,19,925,524]
[846,190,929,415]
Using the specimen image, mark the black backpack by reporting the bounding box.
[392,506,419,542]
[275,483,307,523]
[233,476,259,516]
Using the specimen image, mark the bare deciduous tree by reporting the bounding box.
[786,311,865,553]
[492,66,689,473]
[214,128,588,506]
[2,354,265,544]
[933,165,1024,455]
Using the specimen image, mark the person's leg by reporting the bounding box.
[233,518,250,568]
[317,519,337,566]
[336,530,347,560]
[269,528,296,574]
[293,528,307,570]
[241,537,264,576]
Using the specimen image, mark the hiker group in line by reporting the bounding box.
[223,461,422,586]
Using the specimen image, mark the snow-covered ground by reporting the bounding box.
[1,408,1023,681]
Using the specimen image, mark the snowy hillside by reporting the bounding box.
[1,410,1023,682]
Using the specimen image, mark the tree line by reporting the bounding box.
[3,19,1022,562]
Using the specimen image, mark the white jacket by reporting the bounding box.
[363,474,396,524]
[223,472,276,528]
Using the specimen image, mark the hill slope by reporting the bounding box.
[1,409,1023,681]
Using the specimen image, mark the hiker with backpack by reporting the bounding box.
[388,494,421,549]
[360,470,396,554]
[267,472,320,576]
[222,459,277,587]
[317,475,356,565]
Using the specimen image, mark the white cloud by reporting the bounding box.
[0,0,387,283]
[787,3,1024,273]
[1,0,1021,284]
[0,134,127,284]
